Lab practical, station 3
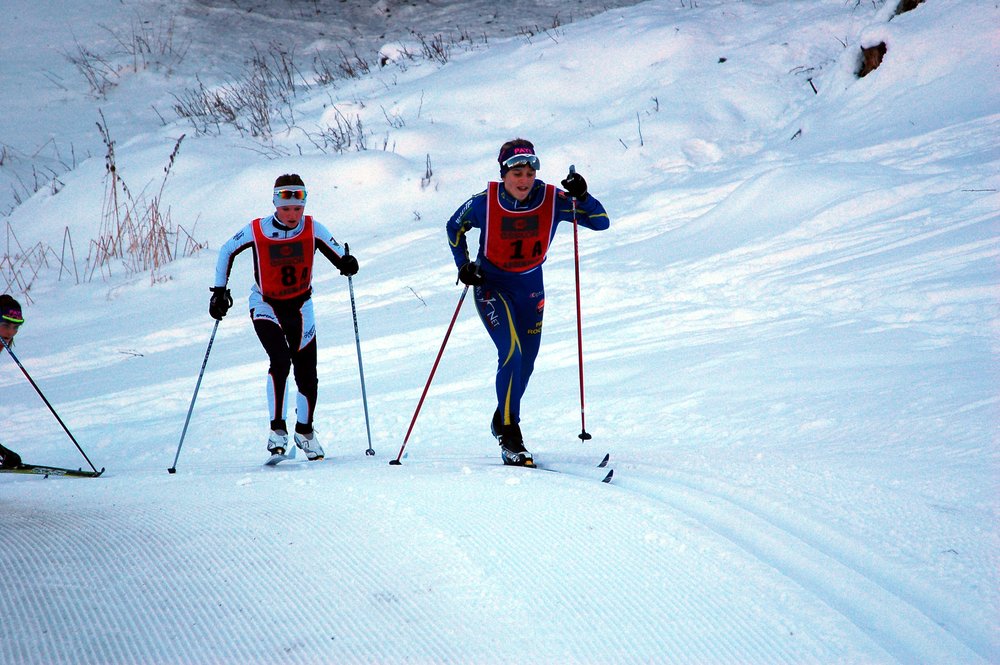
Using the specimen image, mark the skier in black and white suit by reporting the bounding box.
[209,174,359,461]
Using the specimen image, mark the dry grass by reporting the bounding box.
[88,113,206,285]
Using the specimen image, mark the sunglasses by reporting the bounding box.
[275,189,306,201]
[502,154,540,171]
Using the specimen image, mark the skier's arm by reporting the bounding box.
[214,224,254,287]
[209,223,253,320]
[315,221,358,276]
[446,192,486,270]
[560,193,610,231]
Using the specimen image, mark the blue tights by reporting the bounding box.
[473,284,544,427]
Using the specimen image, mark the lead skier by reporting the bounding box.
[445,139,610,466]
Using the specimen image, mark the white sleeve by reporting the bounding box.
[313,220,345,257]
[214,222,254,287]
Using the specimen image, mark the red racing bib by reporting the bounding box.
[483,182,557,273]
[252,216,315,299]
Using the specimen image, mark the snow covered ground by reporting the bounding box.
[2,0,997,663]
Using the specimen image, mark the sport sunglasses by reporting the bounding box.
[502,154,540,170]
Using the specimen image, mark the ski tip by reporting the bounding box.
[601,469,614,483]
[598,453,610,468]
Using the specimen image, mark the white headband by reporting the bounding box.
[273,185,307,208]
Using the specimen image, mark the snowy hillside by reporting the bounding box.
[1,0,997,663]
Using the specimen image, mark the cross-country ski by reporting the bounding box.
[529,452,614,483]
[0,463,104,478]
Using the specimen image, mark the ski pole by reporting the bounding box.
[168,319,220,474]
[1,336,103,474]
[390,285,469,465]
[344,244,375,457]
[568,165,592,441]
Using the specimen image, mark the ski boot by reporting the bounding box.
[267,429,289,456]
[490,409,503,439]
[294,430,325,461]
[498,423,534,467]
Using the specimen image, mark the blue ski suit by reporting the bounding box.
[446,179,609,430]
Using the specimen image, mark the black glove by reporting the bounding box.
[0,444,21,469]
[339,254,359,276]
[209,287,233,320]
[458,262,485,286]
[561,171,588,201]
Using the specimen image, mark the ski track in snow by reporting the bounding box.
[4,456,994,663]
[610,470,993,664]
[0,462,826,664]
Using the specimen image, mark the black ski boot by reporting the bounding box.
[498,422,534,467]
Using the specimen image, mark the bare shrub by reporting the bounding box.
[170,29,493,151]
[306,107,369,154]
[2,139,76,216]
[88,113,206,284]
[104,15,190,74]
[312,53,341,85]
[517,14,565,41]
[63,15,190,97]
[169,76,232,135]
[1,225,49,302]
[64,42,122,97]
[381,105,405,129]
[337,48,372,78]
[417,33,452,64]
[421,154,433,190]
[172,42,307,139]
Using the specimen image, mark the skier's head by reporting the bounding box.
[498,139,539,203]
[498,139,539,177]
[0,294,23,347]
[273,173,306,227]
